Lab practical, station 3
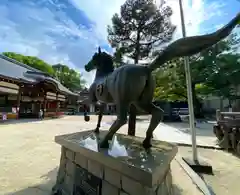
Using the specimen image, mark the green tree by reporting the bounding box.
[3,52,54,75]
[52,64,86,92]
[154,58,187,101]
[107,0,176,64]
[205,53,240,101]
[113,48,124,68]
[154,34,240,117]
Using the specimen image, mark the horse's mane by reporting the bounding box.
[99,52,114,72]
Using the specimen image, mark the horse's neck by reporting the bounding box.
[94,69,112,81]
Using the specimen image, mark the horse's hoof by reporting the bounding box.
[142,139,152,149]
[100,140,109,148]
[94,128,100,134]
[84,115,90,122]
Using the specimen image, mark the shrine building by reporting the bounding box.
[0,54,78,121]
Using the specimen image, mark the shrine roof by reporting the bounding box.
[0,54,78,96]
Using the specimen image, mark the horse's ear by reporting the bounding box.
[98,47,101,54]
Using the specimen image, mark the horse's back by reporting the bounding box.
[107,65,154,103]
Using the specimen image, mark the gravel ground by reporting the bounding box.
[0,115,235,195]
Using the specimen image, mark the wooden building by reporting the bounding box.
[0,54,78,121]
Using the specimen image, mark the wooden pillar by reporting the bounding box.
[16,87,22,119]
[4,95,8,104]
[43,92,47,118]
[56,92,58,116]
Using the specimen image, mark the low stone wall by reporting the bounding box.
[0,113,17,120]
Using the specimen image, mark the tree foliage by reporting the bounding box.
[154,33,240,116]
[53,64,86,91]
[154,58,187,101]
[108,0,176,63]
[2,52,86,92]
[113,48,124,67]
[204,53,240,100]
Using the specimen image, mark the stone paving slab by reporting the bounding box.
[0,116,203,195]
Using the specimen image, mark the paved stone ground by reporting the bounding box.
[0,115,235,195]
[178,147,240,195]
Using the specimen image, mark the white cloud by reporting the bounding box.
[0,1,100,84]
[0,0,227,86]
[72,0,225,40]
[70,0,125,40]
[164,0,226,37]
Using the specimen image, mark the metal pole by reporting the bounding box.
[178,0,198,161]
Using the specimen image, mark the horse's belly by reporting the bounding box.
[96,93,113,103]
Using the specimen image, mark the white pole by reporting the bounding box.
[178,0,198,161]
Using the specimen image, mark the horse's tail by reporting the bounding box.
[148,12,240,72]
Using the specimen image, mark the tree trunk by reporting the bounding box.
[134,34,140,64]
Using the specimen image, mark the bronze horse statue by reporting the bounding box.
[84,13,240,149]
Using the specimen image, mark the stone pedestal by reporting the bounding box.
[52,130,178,195]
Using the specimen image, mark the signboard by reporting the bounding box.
[12,107,17,113]
[73,165,101,195]
[2,113,7,121]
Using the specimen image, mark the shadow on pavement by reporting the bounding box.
[6,167,58,195]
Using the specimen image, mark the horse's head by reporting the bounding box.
[85,47,114,74]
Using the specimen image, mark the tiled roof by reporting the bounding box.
[0,54,78,96]
[0,54,37,82]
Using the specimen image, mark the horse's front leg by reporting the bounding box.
[100,103,128,148]
[95,104,104,133]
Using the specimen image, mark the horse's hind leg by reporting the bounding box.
[100,104,128,148]
[138,102,164,149]
[95,104,104,133]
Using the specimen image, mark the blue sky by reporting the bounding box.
[0,0,239,85]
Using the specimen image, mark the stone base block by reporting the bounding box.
[52,130,178,195]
